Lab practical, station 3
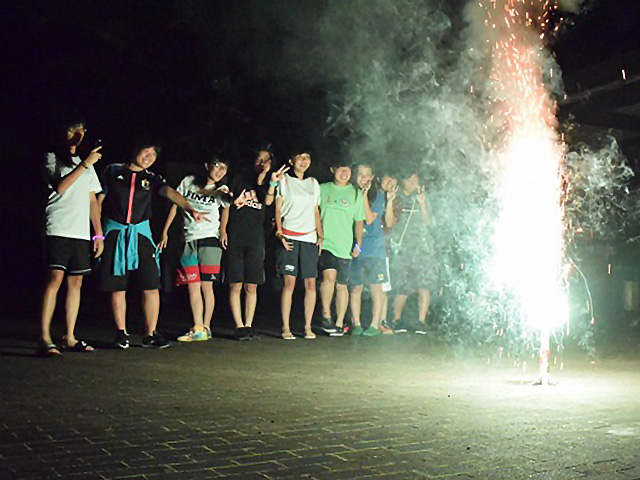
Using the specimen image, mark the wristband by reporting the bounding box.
[269,181,278,187]
[354,243,362,253]
[92,235,105,241]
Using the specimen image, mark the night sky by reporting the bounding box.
[0,0,638,299]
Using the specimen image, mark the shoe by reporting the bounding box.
[329,326,345,337]
[249,326,259,340]
[36,342,62,357]
[203,325,212,339]
[393,319,408,333]
[235,327,251,341]
[142,332,171,349]
[304,330,316,339]
[321,318,337,334]
[351,325,364,336]
[113,330,130,349]
[282,331,296,340]
[363,326,381,336]
[414,322,428,335]
[177,329,209,342]
[379,320,394,334]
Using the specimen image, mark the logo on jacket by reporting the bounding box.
[141,179,151,190]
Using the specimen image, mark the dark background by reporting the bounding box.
[0,0,638,308]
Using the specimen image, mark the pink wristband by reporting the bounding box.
[92,235,105,241]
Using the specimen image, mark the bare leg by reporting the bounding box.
[381,294,388,322]
[320,269,337,319]
[229,282,244,328]
[187,282,204,331]
[244,283,258,327]
[201,281,215,329]
[111,291,127,332]
[64,275,84,345]
[350,284,363,327]
[417,289,431,323]
[335,284,349,328]
[40,270,65,346]
[370,283,384,329]
[142,289,160,335]
[281,275,296,334]
[303,278,316,333]
[394,294,408,322]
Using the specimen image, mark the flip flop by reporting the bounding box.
[282,332,296,340]
[304,331,317,340]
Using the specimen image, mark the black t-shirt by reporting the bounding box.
[227,170,268,246]
[100,163,167,224]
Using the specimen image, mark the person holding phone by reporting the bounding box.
[97,142,208,349]
[388,170,436,334]
[274,152,322,340]
[38,113,103,356]
[159,156,231,342]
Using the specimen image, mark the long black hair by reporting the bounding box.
[354,163,379,204]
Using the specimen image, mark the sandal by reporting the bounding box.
[304,331,317,340]
[62,336,95,352]
[36,343,62,357]
[282,332,296,340]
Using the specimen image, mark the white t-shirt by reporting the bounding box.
[44,152,102,240]
[277,175,321,243]
[176,175,229,242]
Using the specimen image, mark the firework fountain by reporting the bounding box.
[482,0,569,385]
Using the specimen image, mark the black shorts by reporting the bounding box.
[348,256,388,286]
[276,239,319,279]
[318,250,351,285]
[224,243,265,285]
[45,236,92,275]
[97,231,161,291]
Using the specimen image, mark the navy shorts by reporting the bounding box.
[45,236,92,275]
[318,250,351,285]
[276,239,319,279]
[97,231,161,291]
[348,256,388,286]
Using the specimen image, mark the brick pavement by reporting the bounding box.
[1,296,639,480]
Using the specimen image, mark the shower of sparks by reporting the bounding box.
[482,0,569,379]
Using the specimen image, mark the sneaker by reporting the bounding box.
[203,325,212,340]
[321,318,337,334]
[329,326,345,337]
[393,319,408,333]
[142,332,171,349]
[379,320,394,335]
[249,326,259,339]
[351,325,364,336]
[414,322,428,335]
[177,329,209,342]
[363,326,381,336]
[113,330,130,349]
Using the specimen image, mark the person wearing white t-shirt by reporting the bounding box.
[39,117,104,356]
[159,157,231,342]
[274,153,323,340]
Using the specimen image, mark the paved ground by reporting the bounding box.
[1,292,639,480]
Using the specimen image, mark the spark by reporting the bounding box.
[484,0,568,384]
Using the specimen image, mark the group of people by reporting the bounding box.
[39,115,437,356]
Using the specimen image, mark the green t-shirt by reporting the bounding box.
[320,182,366,259]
